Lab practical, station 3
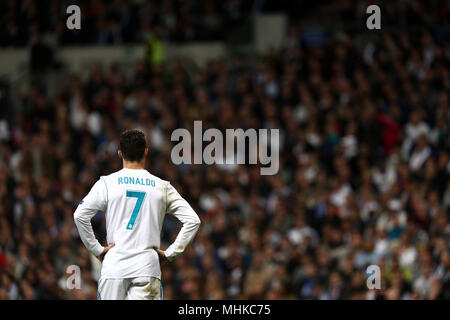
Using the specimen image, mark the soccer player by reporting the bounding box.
[74,129,201,300]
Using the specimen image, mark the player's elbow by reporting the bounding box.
[73,211,81,223]
[186,214,201,230]
[73,210,85,224]
[191,214,201,229]
[185,208,201,227]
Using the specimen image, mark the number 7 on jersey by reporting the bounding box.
[126,190,146,230]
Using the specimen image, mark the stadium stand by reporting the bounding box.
[0,0,449,300]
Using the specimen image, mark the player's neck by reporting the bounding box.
[123,161,145,170]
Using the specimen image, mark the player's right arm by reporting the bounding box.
[161,182,201,262]
[73,178,108,259]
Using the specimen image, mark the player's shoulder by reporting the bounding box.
[146,171,170,188]
[100,168,124,180]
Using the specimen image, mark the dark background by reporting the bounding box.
[0,0,449,300]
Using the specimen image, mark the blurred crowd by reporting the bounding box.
[1,0,449,47]
[1,2,450,301]
[0,0,255,46]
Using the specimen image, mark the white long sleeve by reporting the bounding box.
[73,178,107,257]
[164,183,201,261]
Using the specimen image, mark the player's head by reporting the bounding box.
[118,129,148,163]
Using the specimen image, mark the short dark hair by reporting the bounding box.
[119,129,147,162]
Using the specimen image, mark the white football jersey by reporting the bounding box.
[74,168,201,279]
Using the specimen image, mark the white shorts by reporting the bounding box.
[97,276,163,300]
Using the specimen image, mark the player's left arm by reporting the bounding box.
[74,177,109,259]
[159,182,201,263]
